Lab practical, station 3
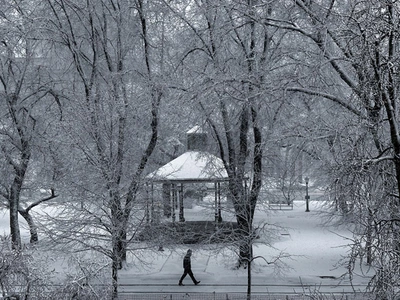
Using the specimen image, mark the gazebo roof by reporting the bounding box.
[147,151,228,183]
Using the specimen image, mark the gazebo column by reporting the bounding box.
[171,183,176,223]
[145,183,150,223]
[214,182,222,224]
[162,183,171,217]
[150,182,155,223]
[179,184,185,222]
[217,182,222,222]
[214,183,218,223]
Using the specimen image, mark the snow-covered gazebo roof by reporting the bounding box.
[147,151,228,183]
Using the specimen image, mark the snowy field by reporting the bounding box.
[118,200,373,295]
[0,199,373,295]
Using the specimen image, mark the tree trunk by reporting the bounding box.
[9,174,26,250]
[119,230,127,265]
[7,95,31,250]
[366,208,373,265]
[237,221,251,268]
[19,210,38,243]
[9,197,21,250]
[247,249,252,300]
[17,190,58,244]
[111,250,119,300]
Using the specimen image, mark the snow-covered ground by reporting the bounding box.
[118,200,373,295]
[0,199,372,295]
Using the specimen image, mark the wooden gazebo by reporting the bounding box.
[146,150,230,224]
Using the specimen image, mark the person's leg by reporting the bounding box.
[188,269,199,284]
[179,270,188,285]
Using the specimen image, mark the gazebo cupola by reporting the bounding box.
[186,125,207,151]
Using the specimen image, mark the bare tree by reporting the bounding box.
[43,0,172,297]
[265,0,400,296]
[165,0,289,297]
[0,1,61,249]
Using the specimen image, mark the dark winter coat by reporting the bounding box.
[183,254,191,270]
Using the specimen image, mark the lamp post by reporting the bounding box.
[305,176,310,212]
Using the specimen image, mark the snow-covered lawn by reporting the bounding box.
[0,199,372,295]
[118,200,372,294]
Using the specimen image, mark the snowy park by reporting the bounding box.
[117,199,372,298]
[3,1,400,299]
[0,196,373,299]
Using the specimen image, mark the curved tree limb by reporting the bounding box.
[286,87,364,118]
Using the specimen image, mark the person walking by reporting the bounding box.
[178,249,200,286]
